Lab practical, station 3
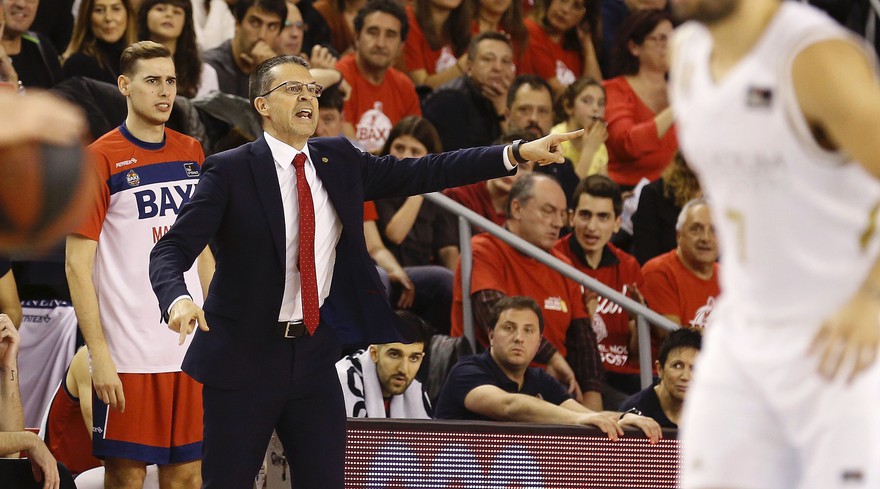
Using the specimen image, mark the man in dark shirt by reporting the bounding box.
[203,0,286,98]
[436,296,661,443]
[1,0,61,88]
[505,75,579,206]
[422,32,514,151]
[619,328,701,428]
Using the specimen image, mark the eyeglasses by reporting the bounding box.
[284,20,308,31]
[260,81,324,98]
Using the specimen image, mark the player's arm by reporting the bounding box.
[0,315,23,434]
[464,385,623,439]
[795,39,880,381]
[0,268,21,329]
[68,347,94,434]
[65,234,125,412]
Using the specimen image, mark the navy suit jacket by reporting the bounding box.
[150,136,511,389]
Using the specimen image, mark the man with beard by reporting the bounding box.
[335,0,421,153]
[506,74,579,206]
[335,311,432,419]
[669,0,880,487]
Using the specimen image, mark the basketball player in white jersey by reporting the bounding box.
[668,0,880,488]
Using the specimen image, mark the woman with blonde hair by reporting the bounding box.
[62,0,137,84]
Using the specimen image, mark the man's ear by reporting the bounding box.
[510,198,523,219]
[254,96,270,117]
[369,345,379,363]
[655,359,662,378]
[118,74,130,96]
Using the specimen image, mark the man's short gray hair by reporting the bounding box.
[675,197,710,233]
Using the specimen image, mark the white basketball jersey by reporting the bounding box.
[670,3,880,321]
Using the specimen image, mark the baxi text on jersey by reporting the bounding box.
[134,184,196,219]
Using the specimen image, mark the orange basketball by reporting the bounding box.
[0,141,95,255]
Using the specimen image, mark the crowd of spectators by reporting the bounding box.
[0,0,872,484]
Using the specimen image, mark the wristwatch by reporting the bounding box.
[511,139,529,165]
[619,407,643,420]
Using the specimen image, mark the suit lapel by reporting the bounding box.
[310,141,344,213]
[249,137,287,265]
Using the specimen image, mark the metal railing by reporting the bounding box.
[424,192,680,389]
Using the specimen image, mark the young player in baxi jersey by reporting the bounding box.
[65,41,212,488]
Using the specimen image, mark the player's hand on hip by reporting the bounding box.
[618,412,662,444]
[517,129,585,166]
[90,353,126,412]
[169,299,209,346]
[811,289,880,382]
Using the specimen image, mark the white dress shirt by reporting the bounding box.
[264,132,342,322]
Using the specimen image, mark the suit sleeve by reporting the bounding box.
[357,140,512,201]
[149,157,229,315]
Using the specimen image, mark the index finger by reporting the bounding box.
[554,128,586,142]
[178,322,191,346]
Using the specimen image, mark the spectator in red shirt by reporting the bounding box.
[603,9,677,188]
[523,0,603,94]
[402,0,472,89]
[336,0,422,152]
[554,175,644,408]
[642,198,720,336]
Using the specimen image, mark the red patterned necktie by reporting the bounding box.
[292,152,320,334]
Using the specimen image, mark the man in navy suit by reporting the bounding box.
[149,54,582,488]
